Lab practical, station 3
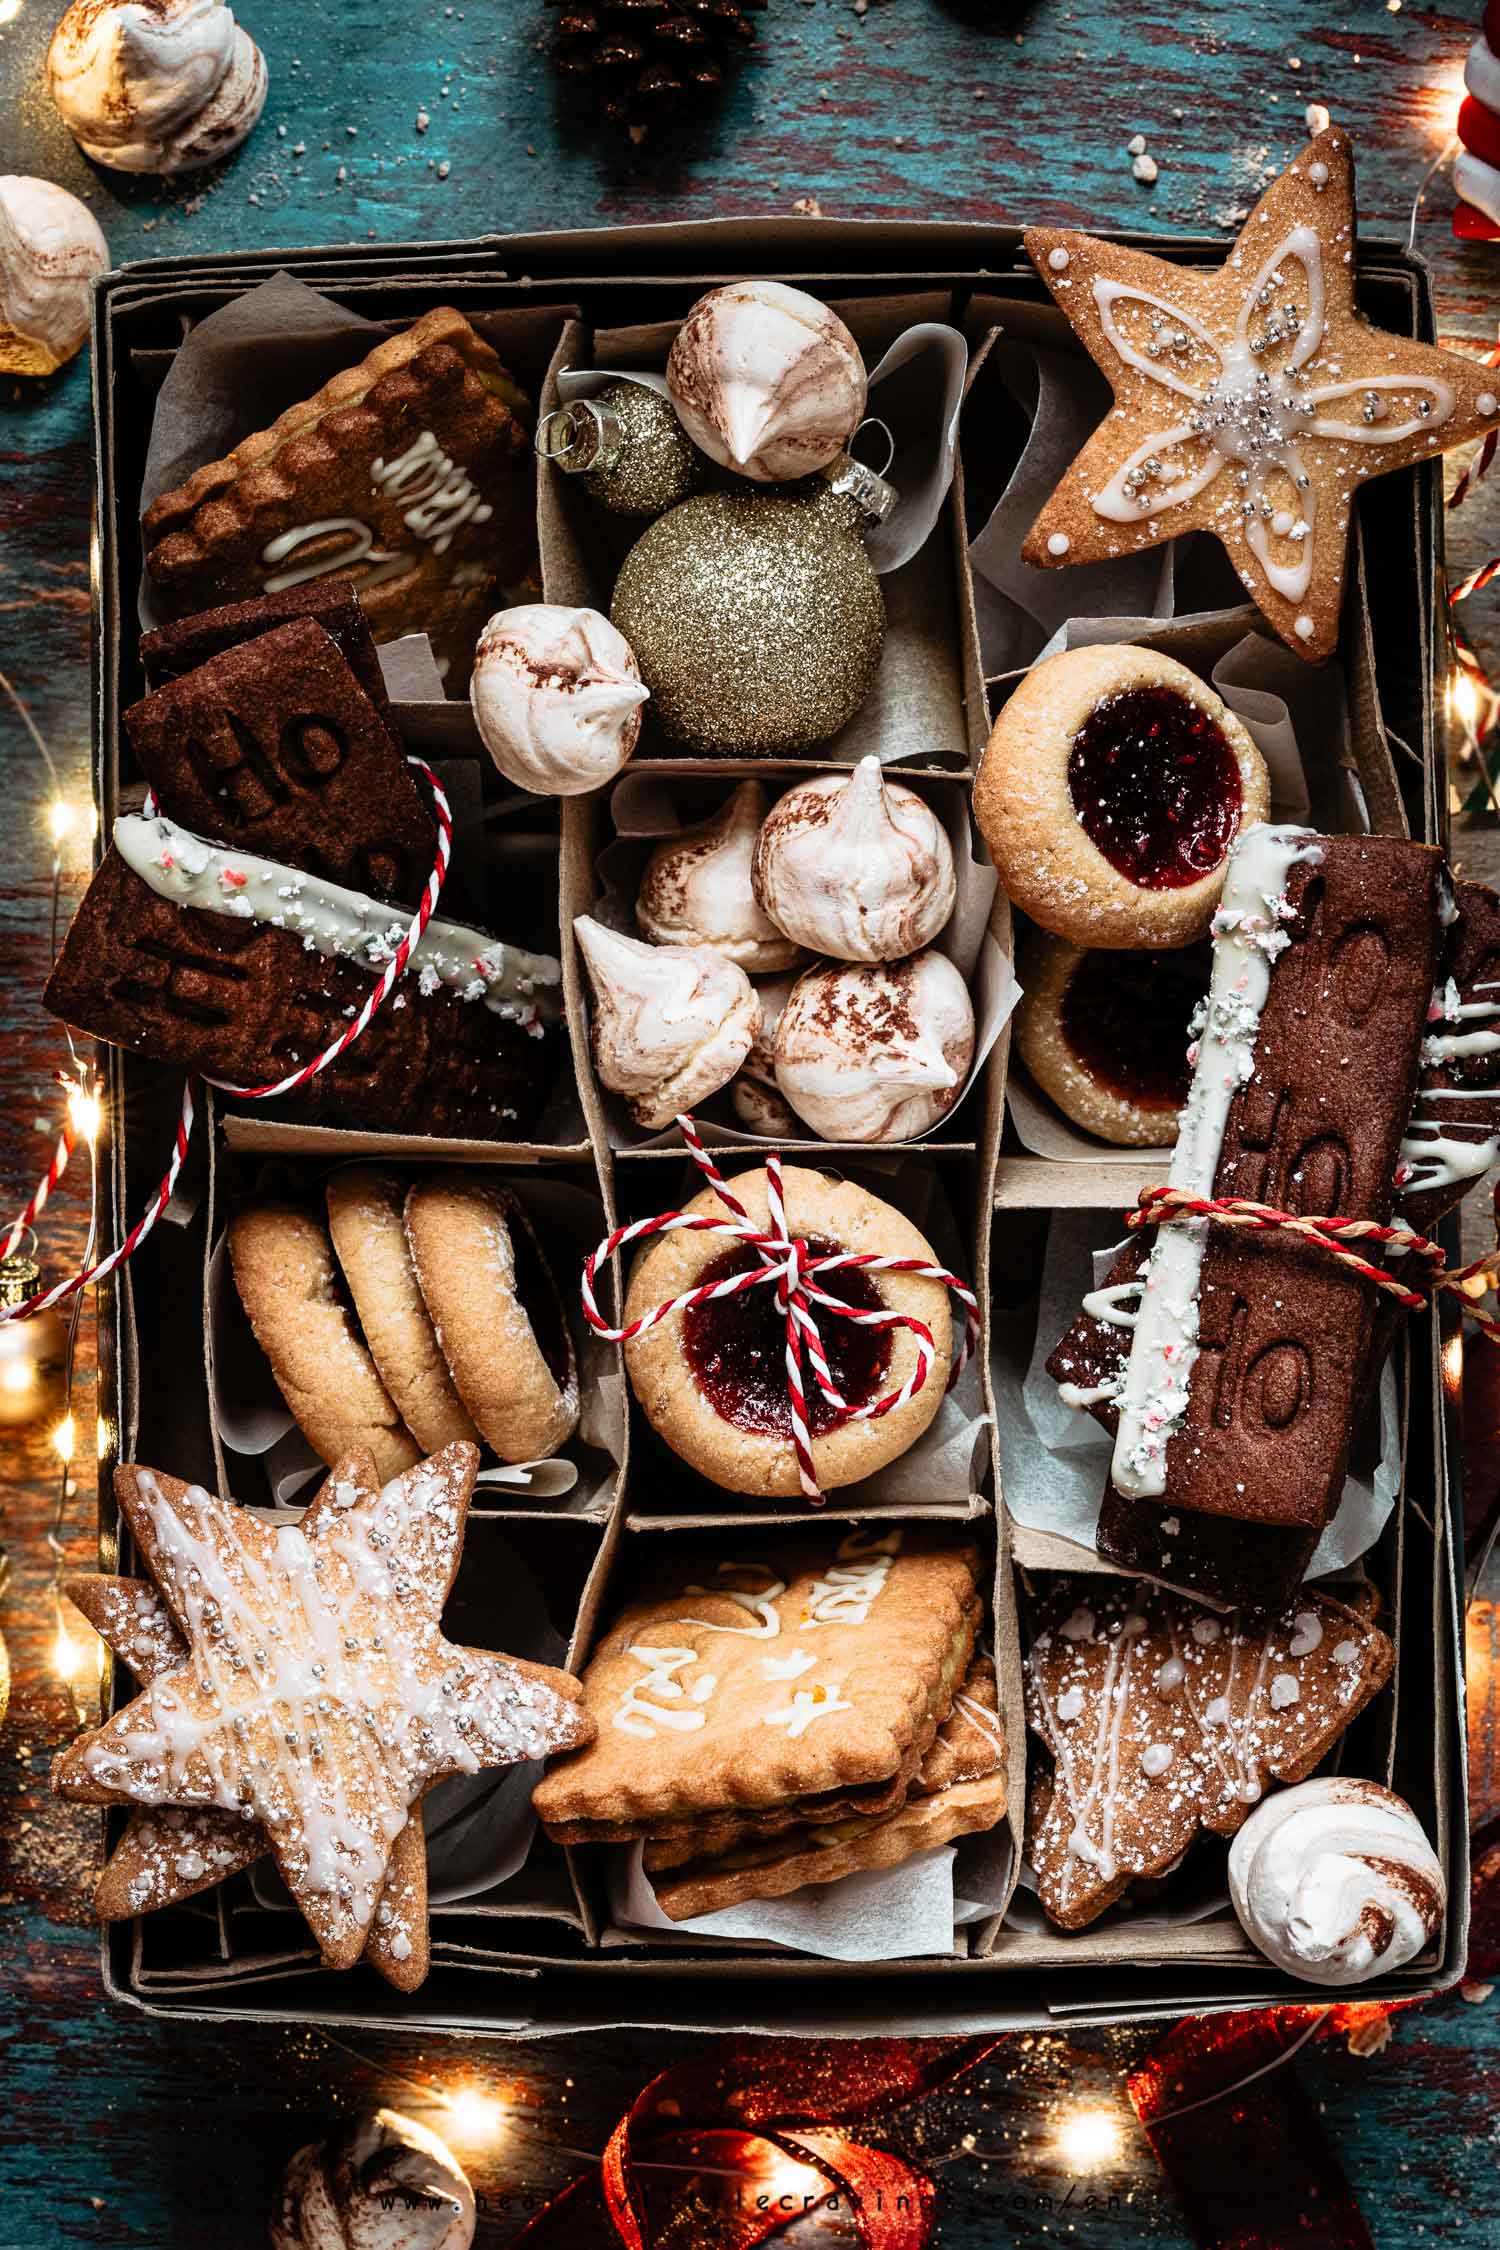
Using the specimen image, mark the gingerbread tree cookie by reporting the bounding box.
[1023,1577,1392,1930]
[1023,130,1500,661]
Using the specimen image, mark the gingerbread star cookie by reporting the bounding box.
[53,1443,592,1976]
[65,1568,430,1991]
[1023,1577,1392,1930]
[1023,130,1500,660]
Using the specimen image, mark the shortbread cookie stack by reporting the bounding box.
[534,1527,1006,1920]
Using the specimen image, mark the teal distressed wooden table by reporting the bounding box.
[2,4,1499,2244]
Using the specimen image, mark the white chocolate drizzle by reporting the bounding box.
[1398,976,1500,1193]
[1109,823,1323,1499]
[115,811,560,1026]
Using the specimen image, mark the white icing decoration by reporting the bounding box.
[115,811,560,1025]
[1109,824,1323,1498]
[1048,247,1070,272]
[1047,531,1071,556]
[612,1645,712,1739]
[761,1650,817,1681]
[260,516,412,596]
[679,1563,787,1639]
[1480,393,1499,419]
[1295,615,1315,641]
[1055,1686,1085,1722]
[1270,1671,1301,1708]
[797,1551,896,1630]
[763,1685,854,1738]
[1289,1611,1324,1657]
[1154,1655,1185,1691]
[370,428,493,555]
[1058,1606,1096,1642]
[1192,1616,1222,1645]
[1086,228,1456,610]
[1140,1743,1174,1778]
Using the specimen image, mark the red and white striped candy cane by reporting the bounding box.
[0,758,453,1324]
[581,1112,980,1504]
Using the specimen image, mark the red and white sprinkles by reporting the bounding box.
[580,1113,980,1504]
[0,757,453,1326]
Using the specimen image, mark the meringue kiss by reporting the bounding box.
[752,757,957,962]
[574,917,762,1132]
[0,177,109,377]
[471,605,648,797]
[774,952,975,1142]
[637,781,801,973]
[666,280,867,484]
[48,0,268,175]
[1227,1778,1444,1987]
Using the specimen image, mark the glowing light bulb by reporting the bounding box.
[47,800,76,845]
[1055,2106,1122,2170]
[52,1413,76,1463]
[53,1622,82,1681]
[440,2085,507,2147]
[1454,670,1482,735]
[67,1082,103,1145]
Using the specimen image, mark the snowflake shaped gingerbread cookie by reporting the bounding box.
[53,1443,592,1977]
[1023,130,1500,660]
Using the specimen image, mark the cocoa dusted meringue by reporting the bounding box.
[470,605,648,797]
[732,1075,798,1136]
[665,280,867,484]
[48,0,268,176]
[636,781,800,973]
[574,917,762,1132]
[1228,1778,1445,1987]
[752,758,957,962]
[774,951,976,1142]
[0,177,109,377]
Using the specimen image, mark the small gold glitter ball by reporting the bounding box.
[580,379,707,520]
[611,483,885,756]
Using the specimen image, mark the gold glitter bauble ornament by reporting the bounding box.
[580,380,708,520]
[611,483,885,756]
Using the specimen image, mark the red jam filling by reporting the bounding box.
[682,1237,892,1439]
[1066,686,1242,891]
[1061,940,1211,1110]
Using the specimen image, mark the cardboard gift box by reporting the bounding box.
[80,217,1467,2036]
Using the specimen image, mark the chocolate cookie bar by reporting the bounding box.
[140,581,391,709]
[141,307,536,686]
[1048,829,1442,1558]
[44,842,559,1138]
[124,619,435,906]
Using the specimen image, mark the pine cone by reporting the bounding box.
[550,0,767,135]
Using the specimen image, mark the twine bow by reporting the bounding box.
[1126,1182,1500,1342]
[581,1114,979,1504]
[0,757,455,1324]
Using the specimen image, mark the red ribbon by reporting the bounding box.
[508,2040,995,2250]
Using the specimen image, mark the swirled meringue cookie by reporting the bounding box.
[665,280,867,484]
[636,780,801,972]
[0,177,109,377]
[773,951,976,1142]
[731,1074,798,1136]
[1227,1778,1444,1987]
[271,2107,475,2250]
[48,0,267,175]
[471,605,648,796]
[574,917,762,1132]
[752,757,957,962]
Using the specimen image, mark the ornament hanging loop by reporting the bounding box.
[821,418,898,525]
[535,397,624,477]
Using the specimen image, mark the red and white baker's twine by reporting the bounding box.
[2,1102,80,1263]
[0,757,453,1324]
[1127,1183,1500,1343]
[581,1114,980,1504]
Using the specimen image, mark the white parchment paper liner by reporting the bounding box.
[965,317,1248,675]
[995,1213,1400,1591]
[1004,621,1358,1166]
[588,768,1014,1151]
[247,1527,568,1914]
[606,1815,1012,1962]
[208,1174,623,1513]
